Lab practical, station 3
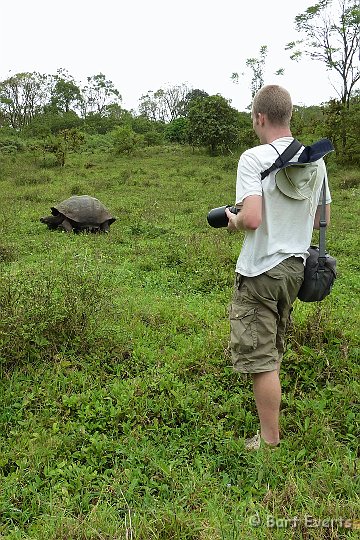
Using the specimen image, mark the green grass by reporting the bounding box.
[0,145,359,539]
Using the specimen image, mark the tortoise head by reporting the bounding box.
[40,213,64,229]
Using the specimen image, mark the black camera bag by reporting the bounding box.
[297,246,336,301]
[297,179,337,302]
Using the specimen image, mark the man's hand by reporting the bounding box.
[226,195,262,232]
[225,207,239,231]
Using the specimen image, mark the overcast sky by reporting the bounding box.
[1,0,340,112]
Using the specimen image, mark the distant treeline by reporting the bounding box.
[0,71,359,163]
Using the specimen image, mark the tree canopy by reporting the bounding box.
[138,84,191,123]
[188,95,240,155]
[287,0,360,108]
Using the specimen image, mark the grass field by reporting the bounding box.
[0,143,359,539]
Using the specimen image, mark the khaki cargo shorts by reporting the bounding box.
[229,257,304,374]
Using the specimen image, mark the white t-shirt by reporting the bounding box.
[235,137,331,277]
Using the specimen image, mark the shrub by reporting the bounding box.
[111,126,144,155]
[143,130,164,146]
[0,137,26,153]
[165,118,189,144]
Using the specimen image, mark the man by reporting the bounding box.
[226,85,331,449]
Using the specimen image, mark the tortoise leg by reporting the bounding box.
[100,221,110,233]
[60,218,74,232]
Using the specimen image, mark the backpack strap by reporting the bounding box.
[261,138,303,180]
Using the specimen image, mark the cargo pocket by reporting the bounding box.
[229,304,258,354]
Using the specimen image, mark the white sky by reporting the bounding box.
[1,0,342,112]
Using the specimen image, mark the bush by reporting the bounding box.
[165,118,189,144]
[111,126,144,154]
[0,137,26,153]
[143,130,164,146]
[42,129,85,166]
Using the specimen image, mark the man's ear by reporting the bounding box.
[257,112,266,126]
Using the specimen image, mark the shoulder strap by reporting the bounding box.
[318,178,327,266]
[261,139,303,180]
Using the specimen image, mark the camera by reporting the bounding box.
[207,205,239,228]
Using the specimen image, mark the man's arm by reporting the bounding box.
[226,195,262,231]
[313,204,331,230]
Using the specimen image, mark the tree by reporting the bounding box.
[246,45,268,98]
[106,103,132,123]
[138,91,160,122]
[322,95,360,162]
[138,84,191,122]
[0,72,51,129]
[187,95,240,155]
[81,74,122,118]
[181,89,209,115]
[237,111,258,148]
[291,105,325,142]
[231,45,284,105]
[50,69,82,113]
[131,114,162,134]
[24,110,82,138]
[80,103,131,134]
[287,0,360,152]
[286,0,360,108]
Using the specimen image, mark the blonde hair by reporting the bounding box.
[252,85,293,126]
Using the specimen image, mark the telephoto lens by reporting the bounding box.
[207,205,239,228]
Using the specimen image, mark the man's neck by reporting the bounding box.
[261,127,292,144]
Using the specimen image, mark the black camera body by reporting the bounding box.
[207,205,239,228]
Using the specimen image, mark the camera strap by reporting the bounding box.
[260,138,302,180]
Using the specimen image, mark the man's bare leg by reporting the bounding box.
[252,370,281,446]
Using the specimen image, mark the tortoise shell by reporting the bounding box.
[52,195,115,226]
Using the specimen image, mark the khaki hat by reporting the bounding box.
[274,138,334,200]
[275,161,322,200]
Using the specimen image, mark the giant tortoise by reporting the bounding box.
[40,195,116,233]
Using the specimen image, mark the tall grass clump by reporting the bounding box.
[0,251,118,367]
